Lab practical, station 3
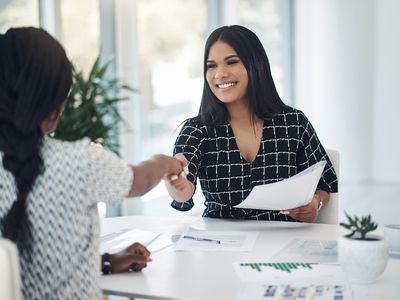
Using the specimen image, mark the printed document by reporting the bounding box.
[236,283,349,300]
[234,161,326,210]
[272,239,338,264]
[175,228,259,252]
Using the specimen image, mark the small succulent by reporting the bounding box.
[340,211,378,240]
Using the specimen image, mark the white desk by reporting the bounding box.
[99,216,400,300]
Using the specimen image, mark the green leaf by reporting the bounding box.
[53,55,136,155]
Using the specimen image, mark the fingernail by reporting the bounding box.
[184,166,189,175]
[279,210,290,215]
[171,175,178,181]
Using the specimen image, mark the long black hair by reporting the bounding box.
[0,27,72,246]
[198,25,286,125]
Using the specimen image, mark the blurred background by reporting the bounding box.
[1,0,399,225]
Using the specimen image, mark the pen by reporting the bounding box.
[182,235,221,244]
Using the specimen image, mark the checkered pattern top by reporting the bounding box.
[0,137,132,299]
[171,107,338,220]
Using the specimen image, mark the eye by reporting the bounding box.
[227,59,239,65]
[206,63,216,69]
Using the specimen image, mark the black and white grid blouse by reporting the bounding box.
[171,107,338,221]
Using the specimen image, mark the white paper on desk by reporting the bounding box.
[236,282,349,300]
[272,239,338,264]
[100,229,161,254]
[233,262,346,284]
[174,228,258,252]
[234,161,326,211]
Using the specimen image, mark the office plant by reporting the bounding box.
[338,211,388,284]
[53,56,135,154]
[339,211,378,240]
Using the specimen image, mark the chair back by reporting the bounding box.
[316,149,340,224]
[0,239,21,300]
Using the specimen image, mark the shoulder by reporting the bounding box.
[275,106,310,126]
[179,117,209,136]
[42,137,93,160]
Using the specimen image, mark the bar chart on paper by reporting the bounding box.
[240,262,316,273]
[233,262,346,283]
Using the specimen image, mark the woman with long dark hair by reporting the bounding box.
[0,27,186,299]
[165,25,337,222]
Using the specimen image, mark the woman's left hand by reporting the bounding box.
[109,242,152,273]
[286,194,321,223]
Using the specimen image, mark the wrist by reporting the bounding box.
[316,194,323,211]
[101,252,112,275]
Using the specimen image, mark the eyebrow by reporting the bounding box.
[207,55,240,63]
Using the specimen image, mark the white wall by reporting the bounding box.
[294,0,400,183]
[372,0,400,183]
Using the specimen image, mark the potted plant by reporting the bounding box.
[338,211,389,284]
[53,56,135,154]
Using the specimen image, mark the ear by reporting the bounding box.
[40,103,65,134]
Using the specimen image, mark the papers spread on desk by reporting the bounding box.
[100,228,172,254]
[233,262,346,284]
[174,228,258,252]
[234,161,326,211]
[236,283,349,300]
[272,238,338,264]
[233,262,349,299]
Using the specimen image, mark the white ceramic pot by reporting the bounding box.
[338,235,389,284]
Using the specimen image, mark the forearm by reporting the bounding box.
[128,155,167,197]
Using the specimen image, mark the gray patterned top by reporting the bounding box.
[171,107,338,220]
[0,137,132,299]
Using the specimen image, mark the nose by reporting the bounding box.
[214,66,228,79]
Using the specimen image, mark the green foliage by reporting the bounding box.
[53,56,135,155]
[340,211,378,240]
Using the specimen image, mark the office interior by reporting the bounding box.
[1,0,399,227]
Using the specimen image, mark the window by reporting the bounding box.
[60,0,100,74]
[0,0,39,33]
[135,0,208,214]
[240,0,293,104]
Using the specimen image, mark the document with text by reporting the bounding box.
[174,228,259,252]
[234,161,326,211]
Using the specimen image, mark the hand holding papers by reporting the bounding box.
[234,161,326,211]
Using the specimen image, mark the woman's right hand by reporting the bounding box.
[165,153,189,191]
[164,153,194,201]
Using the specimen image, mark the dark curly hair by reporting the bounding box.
[0,27,72,247]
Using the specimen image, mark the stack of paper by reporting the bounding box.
[234,161,326,210]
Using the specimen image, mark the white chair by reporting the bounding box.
[0,239,21,300]
[316,149,340,224]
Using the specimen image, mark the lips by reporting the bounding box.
[216,81,237,89]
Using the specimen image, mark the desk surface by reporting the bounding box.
[99,216,400,300]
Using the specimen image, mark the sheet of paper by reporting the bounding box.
[234,161,326,210]
[272,239,338,264]
[236,283,349,300]
[233,262,346,284]
[174,228,259,252]
[100,228,161,254]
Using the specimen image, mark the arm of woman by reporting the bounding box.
[101,243,151,274]
[127,154,187,197]
[286,189,330,223]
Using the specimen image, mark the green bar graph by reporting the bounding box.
[240,262,317,273]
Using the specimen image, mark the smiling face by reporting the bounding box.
[206,40,249,106]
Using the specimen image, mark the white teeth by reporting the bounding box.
[217,82,236,89]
